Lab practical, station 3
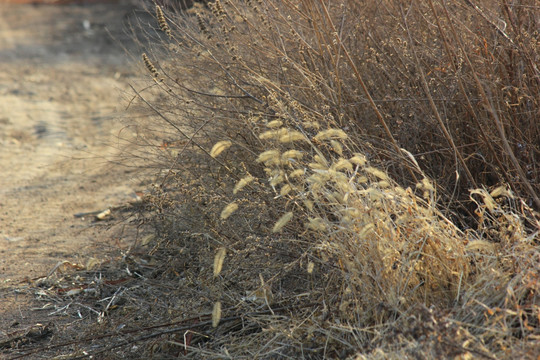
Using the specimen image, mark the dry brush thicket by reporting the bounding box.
[124,0,539,358]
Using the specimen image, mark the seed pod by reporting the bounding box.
[142,53,159,78]
[156,5,171,38]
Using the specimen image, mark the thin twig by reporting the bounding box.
[128,84,235,176]
[7,303,319,360]
[314,0,419,183]
[439,1,540,209]
[399,4,477,189]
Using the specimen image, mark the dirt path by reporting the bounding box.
[0,1,147,328]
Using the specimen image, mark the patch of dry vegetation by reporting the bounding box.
[12,1,535,358]
[116,0,539,358]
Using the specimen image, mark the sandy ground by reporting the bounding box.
[0,1,150,333]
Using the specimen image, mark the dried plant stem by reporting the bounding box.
[128,84,234,176]
[400,5,477,189]
[501,1,540,88]
[102,1,540,358]
[438,1,540,209]
[426,0,512,188]
[314,0,418,183]
[462,0,513,43]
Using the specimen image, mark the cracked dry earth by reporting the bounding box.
[0,1,148,339]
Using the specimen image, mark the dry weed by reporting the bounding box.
[69,0,540,358]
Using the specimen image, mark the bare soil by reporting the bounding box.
[0,0,148,348]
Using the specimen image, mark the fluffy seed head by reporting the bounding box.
[213,247,226,277]
[289,169,305,178]
[212,302,222,328]
[220,202,238,220]
[259,128,288,140]
[266,120,283,128]
[307,172,330,186]
[365,166,388,180]
[282,150,304,161]
[349,153,367,166]
[210,140,232,158]
[356,175,368,184]
[330,140,343,155]
[314,128,348,141]
[279,131,307,143]
[331,158,353,172]
[269,171,285,187]
[417,177,435,192]
[306,217,326,231]
[233,175,254,194]
[280,184,293,196]
[272,212,293,232]
[257,150,280,164]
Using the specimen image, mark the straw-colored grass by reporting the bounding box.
[98,0,540,358]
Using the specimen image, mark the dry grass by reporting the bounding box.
[9,1,536,358]
[113,0,539,358]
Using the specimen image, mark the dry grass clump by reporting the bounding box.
[112,0,539,358]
